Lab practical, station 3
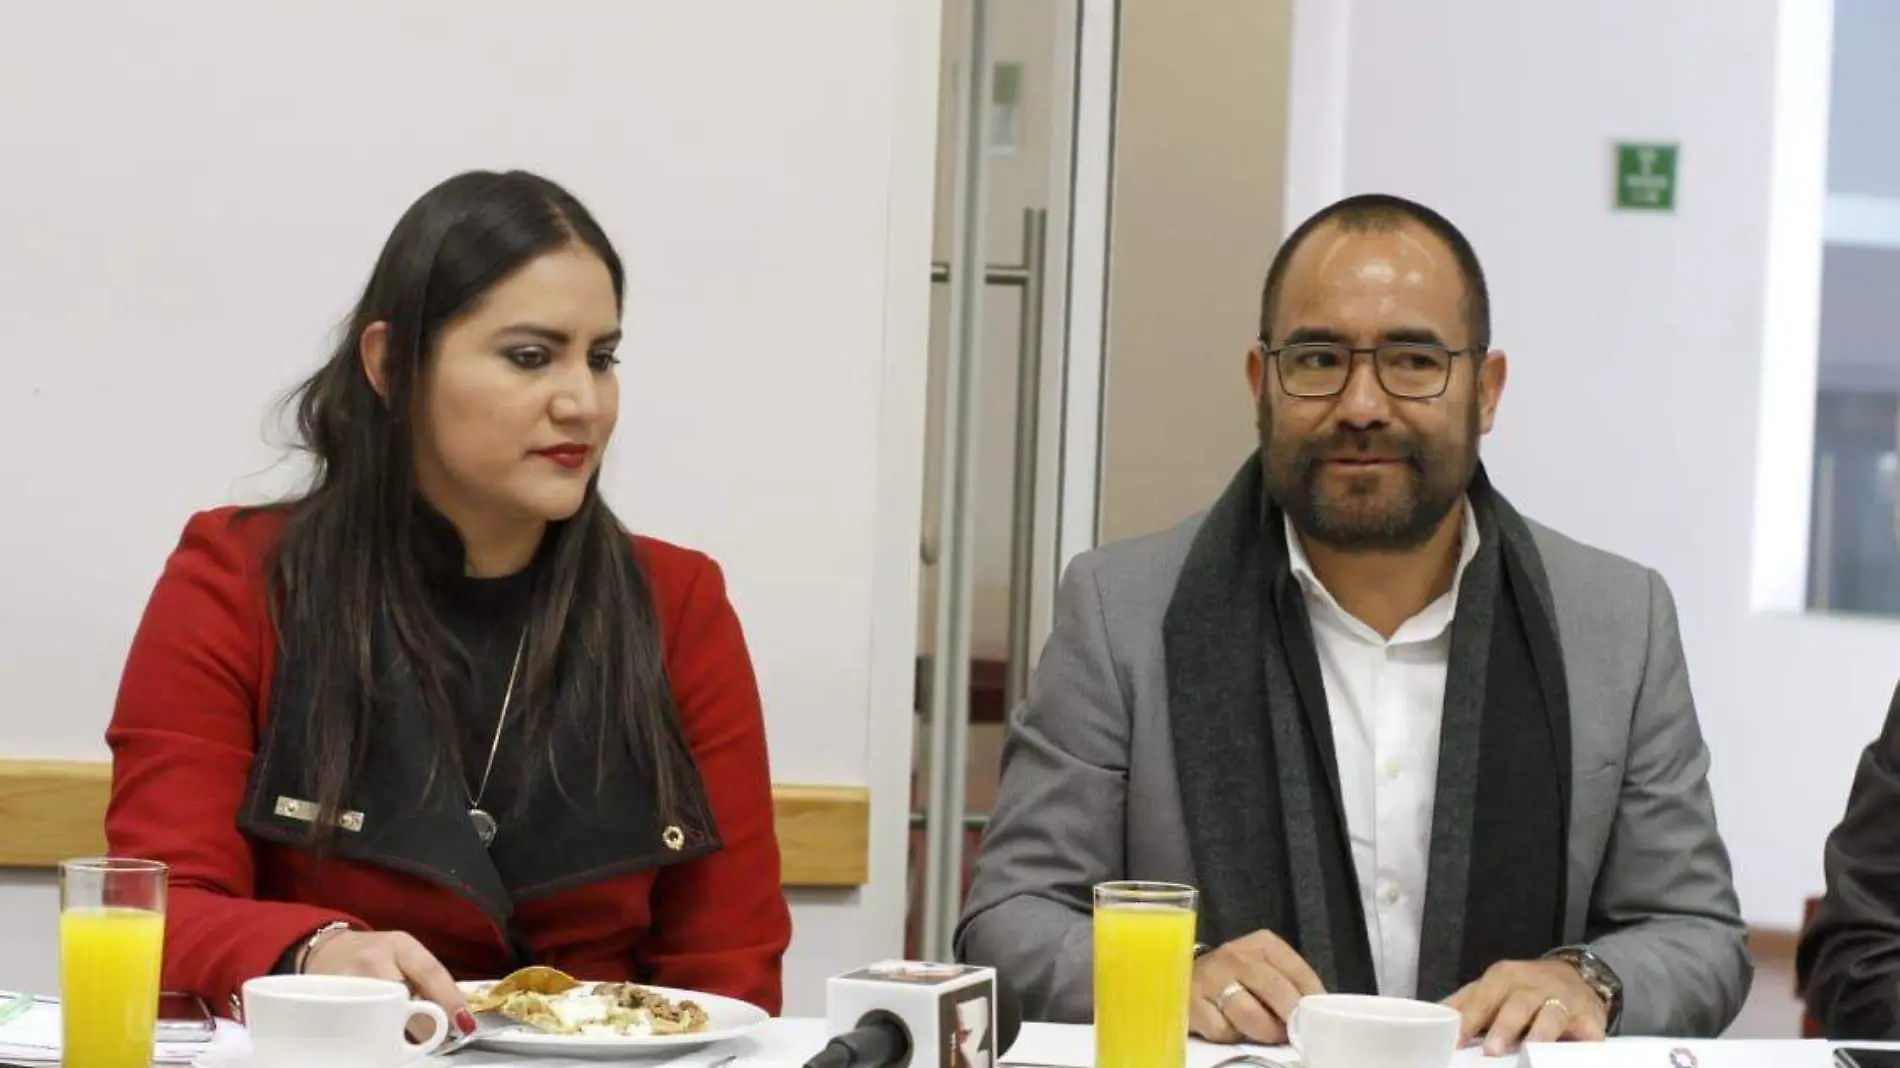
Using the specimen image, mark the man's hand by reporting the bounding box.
[1188,931,1326,1045]
[304,930,476,1036]
[1443,959,1608,1056]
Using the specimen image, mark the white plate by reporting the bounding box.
[455,980,768,1060]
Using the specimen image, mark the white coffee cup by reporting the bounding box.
[1287,992,1460,1068]
[241,975,449,1068]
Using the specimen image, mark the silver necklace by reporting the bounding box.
[466,630,526,847]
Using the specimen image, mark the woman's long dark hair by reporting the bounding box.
[264,170,701,841]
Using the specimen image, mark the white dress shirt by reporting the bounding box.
[1282,500,1481,999]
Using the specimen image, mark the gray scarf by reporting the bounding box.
[1162,455,1573,998]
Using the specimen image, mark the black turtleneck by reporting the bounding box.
[434,561,538,825]
[412,503,549,829]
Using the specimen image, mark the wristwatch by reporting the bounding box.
[1544,945,1623,1030]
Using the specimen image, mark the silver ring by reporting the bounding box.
[1215,981,1247,1010]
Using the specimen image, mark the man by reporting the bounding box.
[1798,681,1900,1038]
[955,194,1750,1054]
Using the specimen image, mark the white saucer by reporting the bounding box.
[192,1047,429,1068]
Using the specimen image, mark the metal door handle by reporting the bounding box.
[1004,209,1049,712]
[927,207,1048,708]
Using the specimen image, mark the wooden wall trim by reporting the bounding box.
[1749,925,1800,964]
[0,760,867,888]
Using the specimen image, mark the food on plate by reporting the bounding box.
[468,968,712,1037]
[466,965,583,1012]
[596,984,711,1035]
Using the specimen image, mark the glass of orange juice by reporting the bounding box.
[59,857,167,1068]
[1094,881,1198,1068]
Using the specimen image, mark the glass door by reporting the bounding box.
[908,0,1103,962]
[905,0,1299,963]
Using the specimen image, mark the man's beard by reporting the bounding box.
[1260,399,1480,552]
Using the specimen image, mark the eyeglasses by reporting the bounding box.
[1261,341,1480,399]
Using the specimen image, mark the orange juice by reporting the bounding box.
[1095,900,1196,1068]
[60,907,164,1068]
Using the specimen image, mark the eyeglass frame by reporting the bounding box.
[1257,337,1487,400]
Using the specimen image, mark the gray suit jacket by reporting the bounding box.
[955,510,1750,1036]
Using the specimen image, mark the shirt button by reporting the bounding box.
[1382,760,1402,780]
[1381,886,1401,906]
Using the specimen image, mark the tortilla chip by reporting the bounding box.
[467,965,583,1012]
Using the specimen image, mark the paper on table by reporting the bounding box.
[0,997,244,1065]
[1520,1037,1836,1068]
[999,1025,1515,1068]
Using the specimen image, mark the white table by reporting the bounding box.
[1005,1026,1895,1068]
[169,1017,1900,1068]
[447,1018,1879,1068]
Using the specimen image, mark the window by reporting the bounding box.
[1807,0,1900,614]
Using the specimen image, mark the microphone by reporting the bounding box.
[812,962,1022,1068]
[803,1012,907,1068]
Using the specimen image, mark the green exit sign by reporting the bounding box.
[1615,142,1678,211]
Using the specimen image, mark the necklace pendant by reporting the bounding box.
[469,808,499,846]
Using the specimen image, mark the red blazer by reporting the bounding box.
[104,508,791,1016]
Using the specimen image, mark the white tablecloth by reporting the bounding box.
[442,1018,1887,1068]
[31,1015,1888,1068]
[998,1026,1886,1068]
[581,1020,1880,1068]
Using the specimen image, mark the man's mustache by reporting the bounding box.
[1292,429,1427,475]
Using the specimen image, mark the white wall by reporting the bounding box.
[0,0,938,1011]
[1285,0,1897,930]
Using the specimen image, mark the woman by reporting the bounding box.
[103,170,792,1030]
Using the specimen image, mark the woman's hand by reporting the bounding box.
[303,930,477,1036]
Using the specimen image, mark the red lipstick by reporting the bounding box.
[532,443,592,470]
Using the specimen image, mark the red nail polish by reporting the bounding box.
[455,1010,478,1035]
